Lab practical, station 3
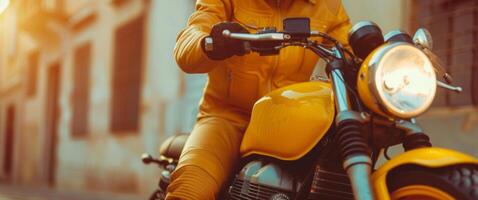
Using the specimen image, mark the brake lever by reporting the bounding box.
[414,43,463,94]
[437,80,462,93]
[419,46,453,84]
[418,46,463,93]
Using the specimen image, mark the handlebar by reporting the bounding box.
[222,30,324,41]
[203,30,293,53]
[204,29,326,53]
[222,30,290,41]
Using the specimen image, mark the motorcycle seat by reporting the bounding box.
[159,133,189,160]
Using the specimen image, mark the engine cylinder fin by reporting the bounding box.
[229,177,293,200]
[310,165,354,200]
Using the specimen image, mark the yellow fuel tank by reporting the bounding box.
[240,81,335,161]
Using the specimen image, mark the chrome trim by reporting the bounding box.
[384,29,406,42]
[348,21,379,40]
[310,30,320,36]
[204,37,214,52]
[410,118,417,124]
[413,28,434,50]
[222,30,288,41]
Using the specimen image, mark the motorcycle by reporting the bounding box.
[142,18,478,200]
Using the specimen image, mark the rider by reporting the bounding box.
[167,0,352,199]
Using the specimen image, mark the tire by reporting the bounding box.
[387,164,478,200]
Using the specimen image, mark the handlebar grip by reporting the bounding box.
[204,36,214,52]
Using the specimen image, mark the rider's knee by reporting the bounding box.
[166,165,219,200]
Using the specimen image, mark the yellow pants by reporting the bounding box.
[165,116,246,200]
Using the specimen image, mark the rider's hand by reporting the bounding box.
[201,22,249,60]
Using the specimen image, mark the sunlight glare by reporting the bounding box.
[0,0,10,15]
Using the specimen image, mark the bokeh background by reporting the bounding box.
[0,0,476,199]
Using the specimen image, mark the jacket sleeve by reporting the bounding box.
[173,0,232,74]
[326,1,352,50]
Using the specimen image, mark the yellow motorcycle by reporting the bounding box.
[142,18,478,200]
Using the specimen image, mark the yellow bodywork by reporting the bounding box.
[372,147,478,200]
[357,46,389,118]
[390,185,455,200]
[240,81,335,161]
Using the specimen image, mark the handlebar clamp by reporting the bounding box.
[204,37,214,52]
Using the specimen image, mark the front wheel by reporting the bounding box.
[387,164,478,200]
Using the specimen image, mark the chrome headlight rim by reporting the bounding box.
[367,42,437,119]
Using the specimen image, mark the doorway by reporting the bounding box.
[45,63,60,186]
[3,105,15,179]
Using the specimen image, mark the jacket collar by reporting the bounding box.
[264,0,316,6]
[267,0,316,4]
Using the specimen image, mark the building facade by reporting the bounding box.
[0,0,202,196]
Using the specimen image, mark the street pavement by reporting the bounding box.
[0,184,143,200]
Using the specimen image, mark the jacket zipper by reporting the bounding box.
[268,0,282,92]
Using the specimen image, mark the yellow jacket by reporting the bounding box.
[174,0,352,124]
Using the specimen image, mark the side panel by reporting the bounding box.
[372,147,478,200]
[240,82,335,160]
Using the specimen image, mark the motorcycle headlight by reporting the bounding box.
[357,43,436,119]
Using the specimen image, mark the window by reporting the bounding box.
[26,51,39,97]
[71,43,91,137]
[3,105,15,177]
[110,15,144,132]
[411,0,478,107]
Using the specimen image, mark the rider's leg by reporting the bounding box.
[165,116,245,200]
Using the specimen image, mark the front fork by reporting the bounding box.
[327,49,375,200]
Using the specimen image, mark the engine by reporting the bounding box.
[228,160,354,200]
[308,165,354,200]
[228,161,295,200]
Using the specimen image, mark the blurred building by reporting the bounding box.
[0,0,203,196]
[0,0,476,197]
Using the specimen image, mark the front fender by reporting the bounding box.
[372,147,478,200]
